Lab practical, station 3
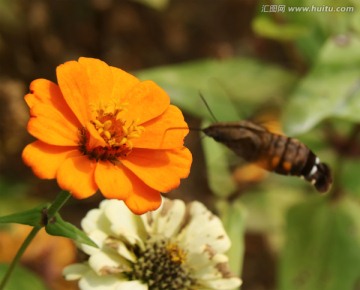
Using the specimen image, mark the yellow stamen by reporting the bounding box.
[103,120,112,130]
[90,102,145,154]
[119,137,127,146]
[166,243,186,265]
[93,119,104,128]
[127,140,133,149]
[103,130,111,140]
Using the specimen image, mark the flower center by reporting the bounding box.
[78,103,144,162]
[131,239,194,290]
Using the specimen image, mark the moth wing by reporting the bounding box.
[226,126,264,161]
[233,163,268,189]
[253,155,276,172]
[259,120,283,135]
[249,106,284,135]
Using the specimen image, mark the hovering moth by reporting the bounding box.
[202,119,332,192]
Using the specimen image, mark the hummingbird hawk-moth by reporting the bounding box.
[202,119,332,193]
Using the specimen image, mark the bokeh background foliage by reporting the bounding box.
[1,0,360,289]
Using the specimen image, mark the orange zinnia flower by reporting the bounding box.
[22,57,192,214]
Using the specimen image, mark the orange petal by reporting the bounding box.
[25,79,81,146]
[57,155,98,199]
[120,81,170,124]
[94,162,132,200]
[86,121,107,148]
[25,79,61,108]
[124,178,162,214]
[78,58,115,107]
[132,105,189,149]
[56,60,93,125]
[22,141,79,179]
[27,103,80,146]
[25,79,78,122]
[110,66,140,100]
[121,147,192,193]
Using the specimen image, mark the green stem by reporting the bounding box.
[0,190,72,290]
[47,191,72,219]
[0,226,41,290]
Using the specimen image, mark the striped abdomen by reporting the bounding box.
[256,134,332,192]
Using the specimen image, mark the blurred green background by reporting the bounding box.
[1,0,360,289]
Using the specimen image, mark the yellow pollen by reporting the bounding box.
[119,137,127,146]
[166,243,186,265]
[127,140,133,149]
[93,119,103,127]
[103,120,112,130]
[91,102,144,152]
[103,130,112,140]
[123,127,129,135]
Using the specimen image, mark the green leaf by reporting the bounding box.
[0,205,48,227]
[351,4,360,34]
[0,264,49,290]
[274,0,357,30]
[217,201,247,276]
[268,0,360,62]
[283,34,360,135]
[239,184,305,248]
[279,196,360,290]
[45,213,97,248]
[0,178,39,217]
[136,58,297,122]
[338,159,360,198]
[252,16,308,41]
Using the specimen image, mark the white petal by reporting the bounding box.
[81,208,102,233]
[209,253,229,264]
[79,230,108,255]
[200,277,242,290]
[89,251,129,275]
[193,261,223,279]
[178,201,230,254]
[103,199,146,246]
[80,244,100,256]
[191,255,241,289]
[115,280,148,290]
[141,199,186,238]
[78,270,123,290]
[63,263,90,280]
[116,242,137,263]
[98,199,111,210]
[186,251,228,273]
[185,251,210,269]
[81,201,114,237]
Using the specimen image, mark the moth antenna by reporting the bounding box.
[199,92,219,123]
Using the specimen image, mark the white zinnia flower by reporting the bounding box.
[63,198,242,290]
